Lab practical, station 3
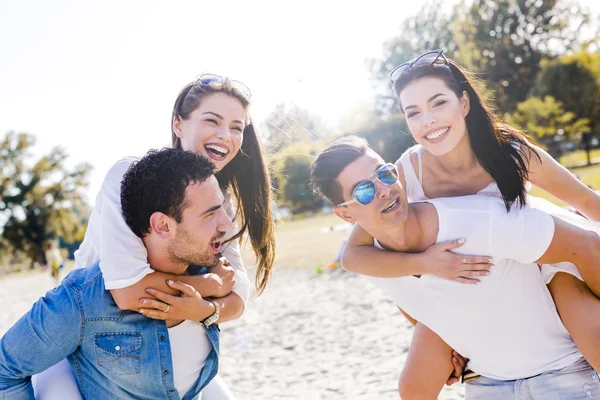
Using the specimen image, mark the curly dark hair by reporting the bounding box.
[121,148,216,238]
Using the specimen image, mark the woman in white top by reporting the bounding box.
[33,75,276,399]
[342,51,600,399]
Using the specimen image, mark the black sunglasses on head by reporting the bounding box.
[194,73,252,98]
[388,49,449,84]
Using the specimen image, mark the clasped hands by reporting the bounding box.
[138,258,235,321]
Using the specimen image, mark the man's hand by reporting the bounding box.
[139,280,215,322]
[205,257,235,298]
[446,351,468,386]
[423,239,494,284]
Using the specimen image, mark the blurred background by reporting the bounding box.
[1,0,599,398]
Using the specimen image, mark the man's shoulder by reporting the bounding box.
[62,262,104,292]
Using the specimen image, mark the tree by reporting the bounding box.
[506,96,591,157]
[370,0,595,114]
[351,114,416,164]
[263,103,331,154]
[270,141,323,214]
[0,131,92,264]
[534,50,600,131]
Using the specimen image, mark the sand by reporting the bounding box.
[1,268,464,399]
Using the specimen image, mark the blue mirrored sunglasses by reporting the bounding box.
[337,163,399,207]
[195,73,252,98]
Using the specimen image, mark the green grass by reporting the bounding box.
[242,213,350,270]
[559,149,600,167]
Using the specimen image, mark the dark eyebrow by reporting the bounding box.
[200,204,222,217]
[403,93,446,111]
[202,111,244,125]
[349,163,384,194]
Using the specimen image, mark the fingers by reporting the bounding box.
[438,238,466,250]
[145,287,180,304]
[140,298,169,312]
[453,351,467,370]
[458,255,494,266]
[454,277,480,285]
[457,270,490,278]
[220,257,230,266]
[138,308,168,320]
[166,280,200,297]
[445,377,459,386]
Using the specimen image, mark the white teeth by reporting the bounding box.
[425,128,449,140]
[205,144,229,157]
[383,199,398,212]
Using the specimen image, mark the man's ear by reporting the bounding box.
[460,90,470,117]
[149,212,175,238]
[334,206,357,224]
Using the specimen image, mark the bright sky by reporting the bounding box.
[1,0,598,204]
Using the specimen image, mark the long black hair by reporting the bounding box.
[394,60,539,211]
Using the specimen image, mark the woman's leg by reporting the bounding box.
[201,373,236,399]
[548,272,600,372]
[32,359,83,400]
[398,322,456,400]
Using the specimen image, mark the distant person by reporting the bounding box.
[310,136,600,399]
[0,148,233,399]
[33,75,276,399]
[44,242,63,285]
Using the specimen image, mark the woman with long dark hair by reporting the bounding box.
[342,51,600,398]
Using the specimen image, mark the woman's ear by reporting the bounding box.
[172,115,184,139]
[461,90,471,117]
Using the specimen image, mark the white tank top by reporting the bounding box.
[396,145,584,283]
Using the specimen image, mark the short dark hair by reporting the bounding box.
[121,148,216,237]
[310,136,370,206]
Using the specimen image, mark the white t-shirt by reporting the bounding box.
[368,196,582,380]
[397,145,585,283]
[168,320,212,399]
[74,157,250,304]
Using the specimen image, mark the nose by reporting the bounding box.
[217,208,234,233]
[376,180,391,199]
[217,124,232,142]
[422,109,437,128]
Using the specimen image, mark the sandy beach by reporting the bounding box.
[1,267,464,399]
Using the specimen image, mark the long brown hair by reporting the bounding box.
[171,79,275,294]
[393,59,540,211]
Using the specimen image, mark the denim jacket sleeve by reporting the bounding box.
[0,280,82,400]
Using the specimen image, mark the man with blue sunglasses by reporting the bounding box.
[310,135,600,399]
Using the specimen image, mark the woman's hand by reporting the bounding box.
[204,258,236,298]
[138,280,215,322]
[446,351,469,386]
[423,239,494,284]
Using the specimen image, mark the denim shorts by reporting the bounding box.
[465,358,600,399]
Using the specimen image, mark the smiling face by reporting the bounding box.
[399,77,470,156]
[173,92,246,171]
[167,176,234,271]
[334,150,409,233]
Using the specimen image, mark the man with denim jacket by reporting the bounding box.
[0,148,231,399]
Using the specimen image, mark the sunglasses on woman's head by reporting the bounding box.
[195,73,252,98]
[388,49,449,84]
[337,163,400,207]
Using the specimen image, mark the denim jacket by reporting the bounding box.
[0,263,219,400]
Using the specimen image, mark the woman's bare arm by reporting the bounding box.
[527,145,600,221]
[536,216,600,297]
